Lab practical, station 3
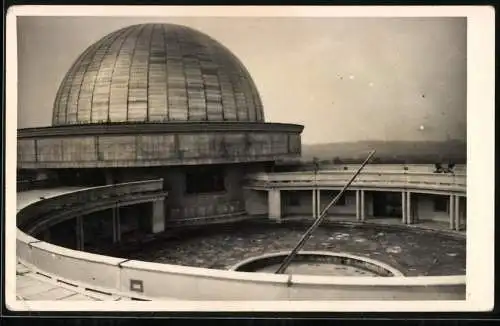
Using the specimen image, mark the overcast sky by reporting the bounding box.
[16,16,466,144]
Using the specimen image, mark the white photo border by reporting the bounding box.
[4,5,495,312]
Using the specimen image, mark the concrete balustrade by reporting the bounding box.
[117,260,291,300]
[287,275,465,300]
[17,237,466,300]
[21,239,125,290]
[15,178,467,301]
[17,180,165,228]
[304,164,466,175]
[22,195,166,236]
[246,171,466,194]
[249,171,466,185]
[17,180,166,233]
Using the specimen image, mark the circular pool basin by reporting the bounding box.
[230,251,405,277]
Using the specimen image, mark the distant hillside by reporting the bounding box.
[301,140,466,164]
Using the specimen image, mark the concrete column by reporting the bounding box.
[454,195,460,231]
[112,207,121,243]
[412,194,419,223]
[312,189,317,219]
[152,199,166,234]
[406,192,412,224]
[317,189,321,218]
[449,195,455,230]
[268,189,282,222]
[459,196,466,230]
[401,192,407,224]
[355,190,361,221]
[360,190,366,221]
[76,216,84,251]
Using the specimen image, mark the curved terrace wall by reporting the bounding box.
[17,179,167,235]
[15,173,467,301]
[246,170,466,195]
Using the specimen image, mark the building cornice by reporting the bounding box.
[18,122,304,139]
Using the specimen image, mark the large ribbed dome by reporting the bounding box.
[52,24,264,125]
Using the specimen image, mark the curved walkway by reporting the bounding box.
[14,176,466,302]
[16,188,125,301]
[17,262,117,301]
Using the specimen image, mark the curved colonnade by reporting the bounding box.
[246,169,466,231]
[16,170,466,301]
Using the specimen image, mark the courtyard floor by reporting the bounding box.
[122,219,466,277]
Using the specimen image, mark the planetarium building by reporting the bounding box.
[18,24,302,228]
[15,23,467,303]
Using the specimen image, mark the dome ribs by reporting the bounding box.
[53,42,97,125]
[127,25,153,122]
[92,26,137,124]
[199,39,223,121]
[104,26,139,123]
[178,28,207,121]
[166,26,188,121]
[124,25,147,122]
[76,28,129,124]
[51,23,265,125]
[213,49,238,121]
[148,24,169,122]
[144,24,156,122]
[235,60,257,122]
[249,76,265,121]
[63,35,110,124]
[228,56,249,122]
[108,25,144,122]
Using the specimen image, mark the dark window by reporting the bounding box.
[326,191,345,206]
[434,196,448,212]
[336,192,346,206]
[288,191,300,206]
[185,167,225,194]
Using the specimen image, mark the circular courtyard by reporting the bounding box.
[119,220,466,277]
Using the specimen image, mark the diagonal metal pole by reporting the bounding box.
[275,150,376,274]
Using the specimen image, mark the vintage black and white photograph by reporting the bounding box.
[5,6,494,312]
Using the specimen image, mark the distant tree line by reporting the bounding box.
[288,155,464,174]
[300,155,466,165]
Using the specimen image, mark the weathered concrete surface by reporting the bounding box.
[16,262,101,301]
[16,187,85,212]
[256,263,378,276]
[124,220,465,276]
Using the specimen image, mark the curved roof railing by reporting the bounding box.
[246,171,466,194]
[17,180,167,235]
[15,177,466,301]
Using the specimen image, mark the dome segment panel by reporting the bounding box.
[76,28,130,124]
[108,25,145,122]
[52,24,265,125]
[90,27,137,123]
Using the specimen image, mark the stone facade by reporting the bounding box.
[17,127,302,168]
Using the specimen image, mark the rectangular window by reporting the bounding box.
[185,167,225,194]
